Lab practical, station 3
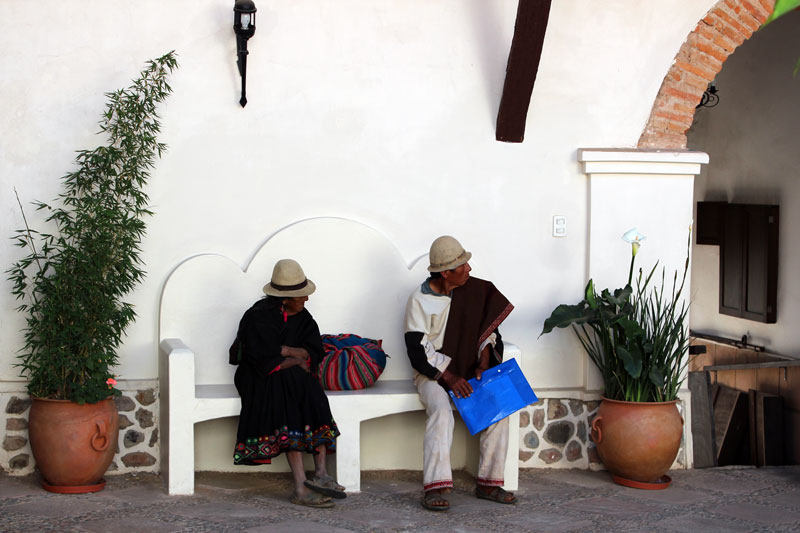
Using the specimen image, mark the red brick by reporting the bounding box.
[672,102,696,115]
[667,121,690,134]
[667,70,683,83]
[682,44,724,73]
[665,86,703,102]
[715,7,752,36]
[697,22,740,52]
[741,0,770,21]
[649,116,670,127]
[638,132,687,150]
[675,59,717,81]
[655,111,693,129]
[737,10,762,32]
[719,23,747,45]
[713,32,741,53]
[682,73,712,91]
[759,0,776,13]
[725,0,742,14]
[696,22,722,42]
[692,39,729,63]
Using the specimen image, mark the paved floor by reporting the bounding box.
[1,466,799,532]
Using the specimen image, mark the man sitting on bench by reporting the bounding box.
[404,235,516,511]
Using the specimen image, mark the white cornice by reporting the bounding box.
[578,148,709,176]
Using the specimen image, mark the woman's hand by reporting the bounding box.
[278,355,311,373]
[281,345,309,360]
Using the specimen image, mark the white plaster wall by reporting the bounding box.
[1,0,719,471]
[1,0,715,384]
[688,11,800,357]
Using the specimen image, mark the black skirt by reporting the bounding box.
[232,301,340,465]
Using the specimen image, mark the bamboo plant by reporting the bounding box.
[540,229,691,402]
[7,52,178,404]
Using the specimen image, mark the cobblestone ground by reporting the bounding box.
[1,466,799,532]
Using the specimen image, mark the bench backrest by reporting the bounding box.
[159,218,432,385]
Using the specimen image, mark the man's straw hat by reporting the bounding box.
[428,235,472,272]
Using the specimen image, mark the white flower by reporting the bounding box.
[622,228,646,256]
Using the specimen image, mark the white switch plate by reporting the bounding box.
[553,215,567,237]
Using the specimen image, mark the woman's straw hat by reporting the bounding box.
[263,259,316,297]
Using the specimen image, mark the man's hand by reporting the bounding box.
[475,344,492,381]
[442,369,472,398]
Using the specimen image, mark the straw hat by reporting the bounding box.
[263,259,316,297]
[428,235,472,272]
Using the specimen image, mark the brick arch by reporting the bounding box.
[638,0,775,149]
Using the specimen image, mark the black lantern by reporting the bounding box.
[233,0,257,107]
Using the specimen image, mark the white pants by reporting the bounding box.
[414,374,509,492]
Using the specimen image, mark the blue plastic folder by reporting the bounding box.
[448,358,538,435]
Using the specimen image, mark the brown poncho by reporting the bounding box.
[440,277,514,380]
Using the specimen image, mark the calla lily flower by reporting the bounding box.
[622,228,646,257]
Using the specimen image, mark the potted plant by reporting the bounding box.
[7,52,177,493]
[540,228,691,489]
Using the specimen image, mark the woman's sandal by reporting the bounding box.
[475,485,518,504]
[290,491,335,508]
[304,474,347,499]
[421,491,450,512]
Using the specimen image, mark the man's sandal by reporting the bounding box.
[475,485,518,504]
[290,491,335,508]
[422,491,450,511]
[304,474,347,499]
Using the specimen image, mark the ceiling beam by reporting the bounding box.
[496,0,552,143]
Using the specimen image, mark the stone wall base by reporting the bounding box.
[518,398,688,471]
[1,382,159,476]
[4,387,687,476]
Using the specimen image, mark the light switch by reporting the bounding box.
[553,215,567,237]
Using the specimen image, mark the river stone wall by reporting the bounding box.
[3,388,686,476]
[518,398,687,471]
[0,385,159,476]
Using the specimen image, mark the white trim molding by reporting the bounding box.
[578,149,709,176]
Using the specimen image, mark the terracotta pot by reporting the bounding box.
[590,398,682,484]
[28,397,118,492]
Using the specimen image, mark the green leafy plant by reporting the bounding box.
[540,229,691,402]
[7,52,178,404]
[761,0,800,76]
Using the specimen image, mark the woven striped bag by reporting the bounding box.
[318,333,388,391]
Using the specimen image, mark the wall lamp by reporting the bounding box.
[233,0,256,107]
[696,82,719,109]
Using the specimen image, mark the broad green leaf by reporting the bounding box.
[649,366,665,388]
[763,0,800,27]
[608,285,632,306]
[540,303,592,336]
[617,345,642,379]
[618,317,644,340]
[586,280,598,309]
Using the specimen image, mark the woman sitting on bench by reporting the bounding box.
[232,259,345,508]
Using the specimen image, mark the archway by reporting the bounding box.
[638,0,776,149]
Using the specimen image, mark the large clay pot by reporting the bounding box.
[590,398,682,486]
[28,397,118,493]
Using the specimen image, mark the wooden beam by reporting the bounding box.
[496,0,552,143]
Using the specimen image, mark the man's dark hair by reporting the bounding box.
[429,271,442,279]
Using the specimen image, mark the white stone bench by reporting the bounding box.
[158,218,521,495]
